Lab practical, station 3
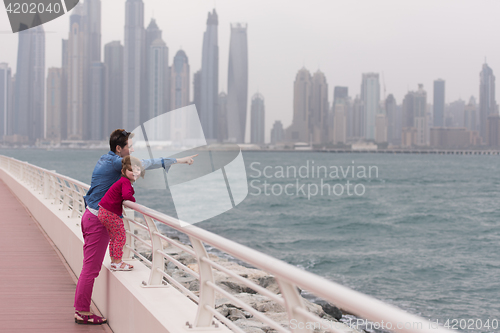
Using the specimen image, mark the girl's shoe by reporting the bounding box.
[110,261,133,271]
[74,311,107,325]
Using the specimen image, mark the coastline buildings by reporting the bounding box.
[433,79,445,127]
[66,4,87,140]
[12,24,45,143]
[250,93,265,144]
[227,23,248,143]
[217,92,228,142]
[385,94,400,145]
[46,68,63,142]
[171,50,190,111]
[271,120,284,144]
[309,70,329,144]
[402,84,427,147]
[286,68,312,143]
[123,0,145,130]
[200,9,219,141]
[479,63,496,143]
[104,41,123,136]
[0,63,12,139]
[361,73,380,141]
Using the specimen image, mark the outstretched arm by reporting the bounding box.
[175,154,198,165]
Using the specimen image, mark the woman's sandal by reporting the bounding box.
[74,311,107,325]
[110,261,134,271]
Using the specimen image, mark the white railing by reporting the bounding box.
[0,155,452,333]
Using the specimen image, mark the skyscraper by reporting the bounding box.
[46,68,62,141]
[310,70,329,144]
[227,23,248,143]
[402,84,427,146]
[123,0,145,130]
[385,94,400,145]
[171,50,190,110]
[361,73,380,140]
[200,9,219,141]
[333,86,348,106]
[0,63,11,139]
[13,24,45,143]
[145,18,164,121]
[67,4,86,140]
[148,39,169,120]
[89,62,105,140]
[479,63,496,142]
[250,93,265,144]
[193,70,201,115]
[217,92,228,142]
[463,96,477,132]
[286,68,311,143]
[351,96,364,140]
[104,41,123,137]
[433,79,445,127]
[271,121,284,144]
[61,39,68,140]
[332,100,347,144]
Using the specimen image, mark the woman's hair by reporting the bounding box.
[110,129,135,153]
[121,156,145,179]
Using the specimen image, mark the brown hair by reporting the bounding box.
[110,129,135,153]
[121,156,145,179]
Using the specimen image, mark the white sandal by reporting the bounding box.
[110,261,133,271]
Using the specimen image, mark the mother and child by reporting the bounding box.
[74,129,197,325]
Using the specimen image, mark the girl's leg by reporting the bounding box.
[98,207,119,261]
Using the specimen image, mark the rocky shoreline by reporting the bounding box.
[133,228,361,333]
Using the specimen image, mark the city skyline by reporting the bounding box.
[2,0,500,142]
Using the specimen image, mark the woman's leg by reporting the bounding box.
[74,209,110,312]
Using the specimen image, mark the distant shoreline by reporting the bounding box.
[1,145,500,155]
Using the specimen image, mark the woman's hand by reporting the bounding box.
[176,154,198,165]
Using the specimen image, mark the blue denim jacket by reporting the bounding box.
[84,151,176,210]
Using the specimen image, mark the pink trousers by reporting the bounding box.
[98,207,126,260]
[74,209,110,312]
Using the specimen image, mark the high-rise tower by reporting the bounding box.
[104,41,124,136]
[200,9,219,141]
[0,63,11,139]
[479,63,496,142]
[227,23,248,143]
[310,70,329,144]
[123,0,145,130]
[250,93,265,144]
[13,24,45,143]
[433,79,445,127]
[171,50,190,110]
[285,68,312,143]
[361,73,380,140]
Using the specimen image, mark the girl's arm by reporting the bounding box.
[122,180,136,203]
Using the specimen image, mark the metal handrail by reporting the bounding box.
[0,155,452,333]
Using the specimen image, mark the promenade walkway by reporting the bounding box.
[0,179,112,332]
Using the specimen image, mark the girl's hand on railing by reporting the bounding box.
[176,154,198,165]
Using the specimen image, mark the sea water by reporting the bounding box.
[2,148,499,332]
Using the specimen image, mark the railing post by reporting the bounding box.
[276,279,310,333]
[189,236,215,328]
[43,172,51,199]
[143,216,165,285]
[122,208,135,260]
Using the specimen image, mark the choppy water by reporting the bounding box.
[2,148,499,332]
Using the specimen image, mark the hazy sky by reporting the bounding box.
[1,0,500,142]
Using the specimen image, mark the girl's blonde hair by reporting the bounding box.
[122,156,145,179]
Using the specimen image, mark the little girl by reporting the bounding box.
[98,156,144,271]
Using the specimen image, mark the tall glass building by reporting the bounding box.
[227,23,248,143]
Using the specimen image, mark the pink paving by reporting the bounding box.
[0,179,112,332]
